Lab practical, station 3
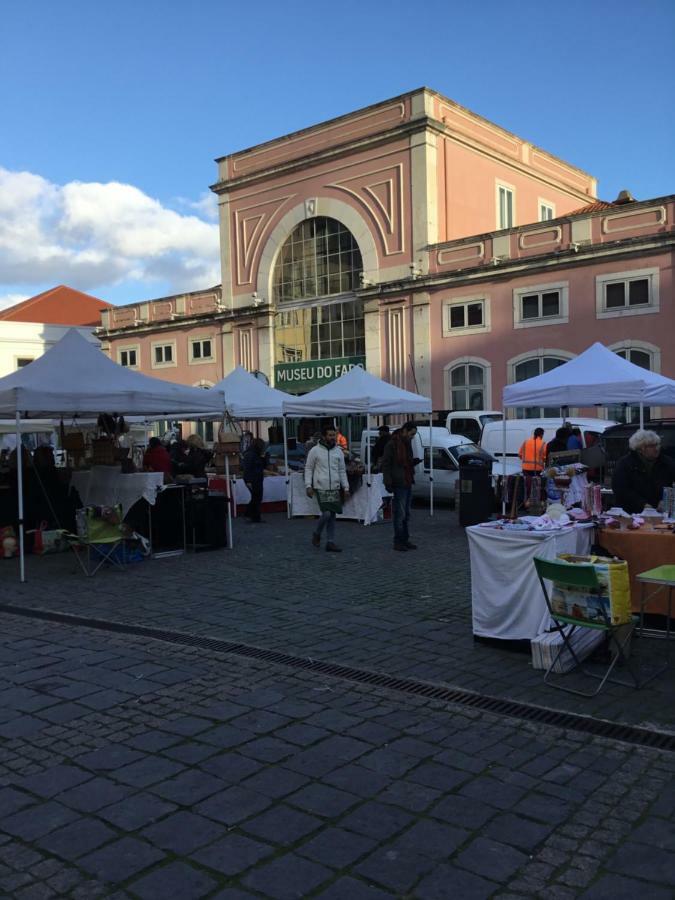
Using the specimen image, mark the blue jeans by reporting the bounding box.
[314,511,336,543]
[392,486,412,546]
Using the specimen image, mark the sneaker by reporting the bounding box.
[326,543,342,553]
[312,533,320,548]
[394,543,408,551]
[405,542,417,550]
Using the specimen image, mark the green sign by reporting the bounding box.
[274,356,366,393]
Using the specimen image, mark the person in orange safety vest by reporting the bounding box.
[518,427,547,474]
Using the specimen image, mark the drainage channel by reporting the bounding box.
[2,602,675,753]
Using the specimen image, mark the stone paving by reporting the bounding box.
[1,611,675,899]
[1,507,673,731]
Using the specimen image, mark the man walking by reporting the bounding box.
[305,424,350,552]
[381,421,418,551]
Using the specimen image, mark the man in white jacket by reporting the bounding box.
[305,424,350,552]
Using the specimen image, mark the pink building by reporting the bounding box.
[100,87,674,429]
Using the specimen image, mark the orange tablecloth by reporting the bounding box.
[598,526,675,616]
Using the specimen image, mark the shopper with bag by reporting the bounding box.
[305,424,350,552]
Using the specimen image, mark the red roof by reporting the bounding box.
[0,285,112,326]
[566,200,617,216]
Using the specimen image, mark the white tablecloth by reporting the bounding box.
[233,476,288,505]
[70,467,165,517]
[288,472,388,524]
[467,524,593,640]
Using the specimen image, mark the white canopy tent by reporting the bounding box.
[280,366,433,521]
[499,341,675,512]
[0,329,226,581]
[209,366,289,420]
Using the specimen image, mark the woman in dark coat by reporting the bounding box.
[612,429,675,513]
[242,438,269,523]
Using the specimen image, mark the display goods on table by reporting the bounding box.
[70,467,165,517]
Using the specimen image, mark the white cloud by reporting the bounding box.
[0,167,221,300]
[0,293,28,312]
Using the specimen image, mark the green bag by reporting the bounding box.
[316,488,342,514]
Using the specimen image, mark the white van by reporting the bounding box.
[480,418,618,476]
[446,410,503,444]
[360,425,493,501]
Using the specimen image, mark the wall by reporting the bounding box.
[0,322,99,379]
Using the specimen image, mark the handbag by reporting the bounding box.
[32,521,67,555]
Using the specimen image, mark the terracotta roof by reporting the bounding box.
[566,199,617,216]
[0,285,112,326]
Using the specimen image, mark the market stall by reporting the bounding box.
[468,522,593,640]
[0,329,226,580]
[231,474,287,513]
[281,366,432,523]
[598,524,675,616]
[70,466,165,517]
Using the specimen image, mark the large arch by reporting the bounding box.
[256,198,379,303]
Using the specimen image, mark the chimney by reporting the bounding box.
[614,189,635,205]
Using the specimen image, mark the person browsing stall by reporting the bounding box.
[242,438,269,523]
[371,425,391,471]
[518,427,547,475]
[381,421,419,552]
[305,424,350,552]
[143,437,172,477]
[612,429,675,514]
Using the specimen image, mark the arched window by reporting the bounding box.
[608,346,655,424]
[273,217,363,303]
[449,363,487,411]
[512,354,568,418]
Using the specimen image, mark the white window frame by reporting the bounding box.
[442,295,491,338]
[605,340,662,420]
[443,356,492,410]
[117,344,140,369]
[496,180,516,230]
[506,348,575,417]
[189,336,215,364]
[595,267,660,320]
[151,340,177,369]
[539,199,555,221]
[513,281,569,329]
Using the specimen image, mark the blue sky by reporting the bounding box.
[1,0,673,308]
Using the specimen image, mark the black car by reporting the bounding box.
[601,419,675,481]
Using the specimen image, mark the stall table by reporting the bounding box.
[289,471,388,524]
[70,466,164,516]
[233,475,287,514]
[467,524,593,640]
[597,526,675,616]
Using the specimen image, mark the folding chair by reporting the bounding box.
[66,505,128,577]
[533,556,640,697]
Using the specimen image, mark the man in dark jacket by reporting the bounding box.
[371,425,391,471]
[242,438,269,523]
[612,429,675,514]
[381,422,419,551]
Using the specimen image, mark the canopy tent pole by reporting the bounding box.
[639,401,644,430]
[429,413,434,517]
[364,413,371,526]
[224,452,233,549]
[501,408,507,516]
[347,415,351,452]
[16,411,25,582]
[283,416,291,519]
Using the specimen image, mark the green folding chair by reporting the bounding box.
[66,505,128,577]
[533,556,640,697]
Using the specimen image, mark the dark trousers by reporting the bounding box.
[392,486,412,546]
[246,479,263,522]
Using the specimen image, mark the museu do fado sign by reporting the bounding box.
[274,356,366,392]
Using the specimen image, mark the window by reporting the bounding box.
[596,267,659,319]
[152,343,175,367]
[119,348,138,368]
[607,347,654,424]
[512,354,568,418]
[448,417,481,443]
[443,296,490,337]
[310,300,365,360]
[191,339,213,362]
[16,358,33,368]
[272,216,363,303]
[539,202,554,221]
[497,184,514,229]
[424,447,456,471]
[449,363,487,411]
[513,282,568,328]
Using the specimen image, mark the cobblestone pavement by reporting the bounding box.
[1,612,675,899]
[0,507,672,731]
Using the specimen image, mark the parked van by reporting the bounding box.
[445,410,503,444]
[480,418,618,476]
[360,425,493,501]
